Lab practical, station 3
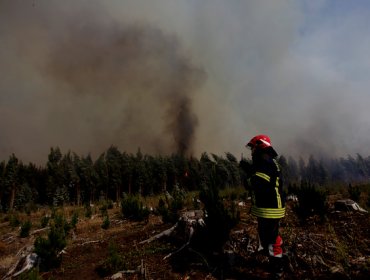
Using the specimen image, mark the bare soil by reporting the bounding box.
[1,197,369,280]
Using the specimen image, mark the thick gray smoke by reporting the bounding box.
[1,1,370,164]
[45,22,204,156]
[0,1,205,163]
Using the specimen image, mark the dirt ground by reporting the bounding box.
[0,197,369,280]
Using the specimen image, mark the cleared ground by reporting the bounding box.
[0,196,369,279]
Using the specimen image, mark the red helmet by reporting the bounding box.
[246,134,272,150]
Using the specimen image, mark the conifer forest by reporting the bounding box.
[1,147,370,211]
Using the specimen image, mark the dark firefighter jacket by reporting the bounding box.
[248,157,285,219]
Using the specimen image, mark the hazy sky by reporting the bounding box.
[1,0,370,164]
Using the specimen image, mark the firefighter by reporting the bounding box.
[245,134,285,279]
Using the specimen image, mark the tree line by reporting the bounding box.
[0,146,369,211]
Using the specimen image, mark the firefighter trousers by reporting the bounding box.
[257,217,284,278]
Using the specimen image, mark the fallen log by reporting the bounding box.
[110,259,147,280]
[163,226,194,260]
[139,222,179,245]
[139,210,205,260]
[2,245,36,280]
[334,199,368,213]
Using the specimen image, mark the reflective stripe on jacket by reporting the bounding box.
[249,159,285,219]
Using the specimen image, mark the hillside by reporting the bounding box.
[0,196,369,280]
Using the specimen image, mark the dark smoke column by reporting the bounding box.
[163,40,206,157]
[169,95,198,156]
[42,19,206,156]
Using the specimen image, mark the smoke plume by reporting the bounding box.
[45,21,205,156]
[1,1,370,164]
[0,1,205,162]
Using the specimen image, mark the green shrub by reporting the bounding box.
[98,200,114,216]
[24,202,38,216]
[121,194,149,222]
[20,220,32,238]
[348,183,361,202]
[53,212,72,234]
[157,197,179,224]
[101,215,110,229]
[34,225,67,271]
[9,213,20,228]
[95,242,126,277]
[198,176,239,253]
[99,201,109,217]
[19,268,42,280]
[219,186,247,203]
[157,186,186,224]
[157,198,170,222]
[70,212,79,229]
[170,185,186,208]
[294,182,328,224]
[239,190,248,201]
[106,199,114,209]
[85,204,92,218]
[229,191,237,201]
[40,215,50,228]
[50,207,57,219]
[34,212,70,271]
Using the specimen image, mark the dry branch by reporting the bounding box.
[163,226,194,260]
[30,227,49,235]
[139,222,179,245]
[139,210,206,260]
[1,234,15,244]
[2,245,36,280]
[77,240,103,246]
[110,259,147,280]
